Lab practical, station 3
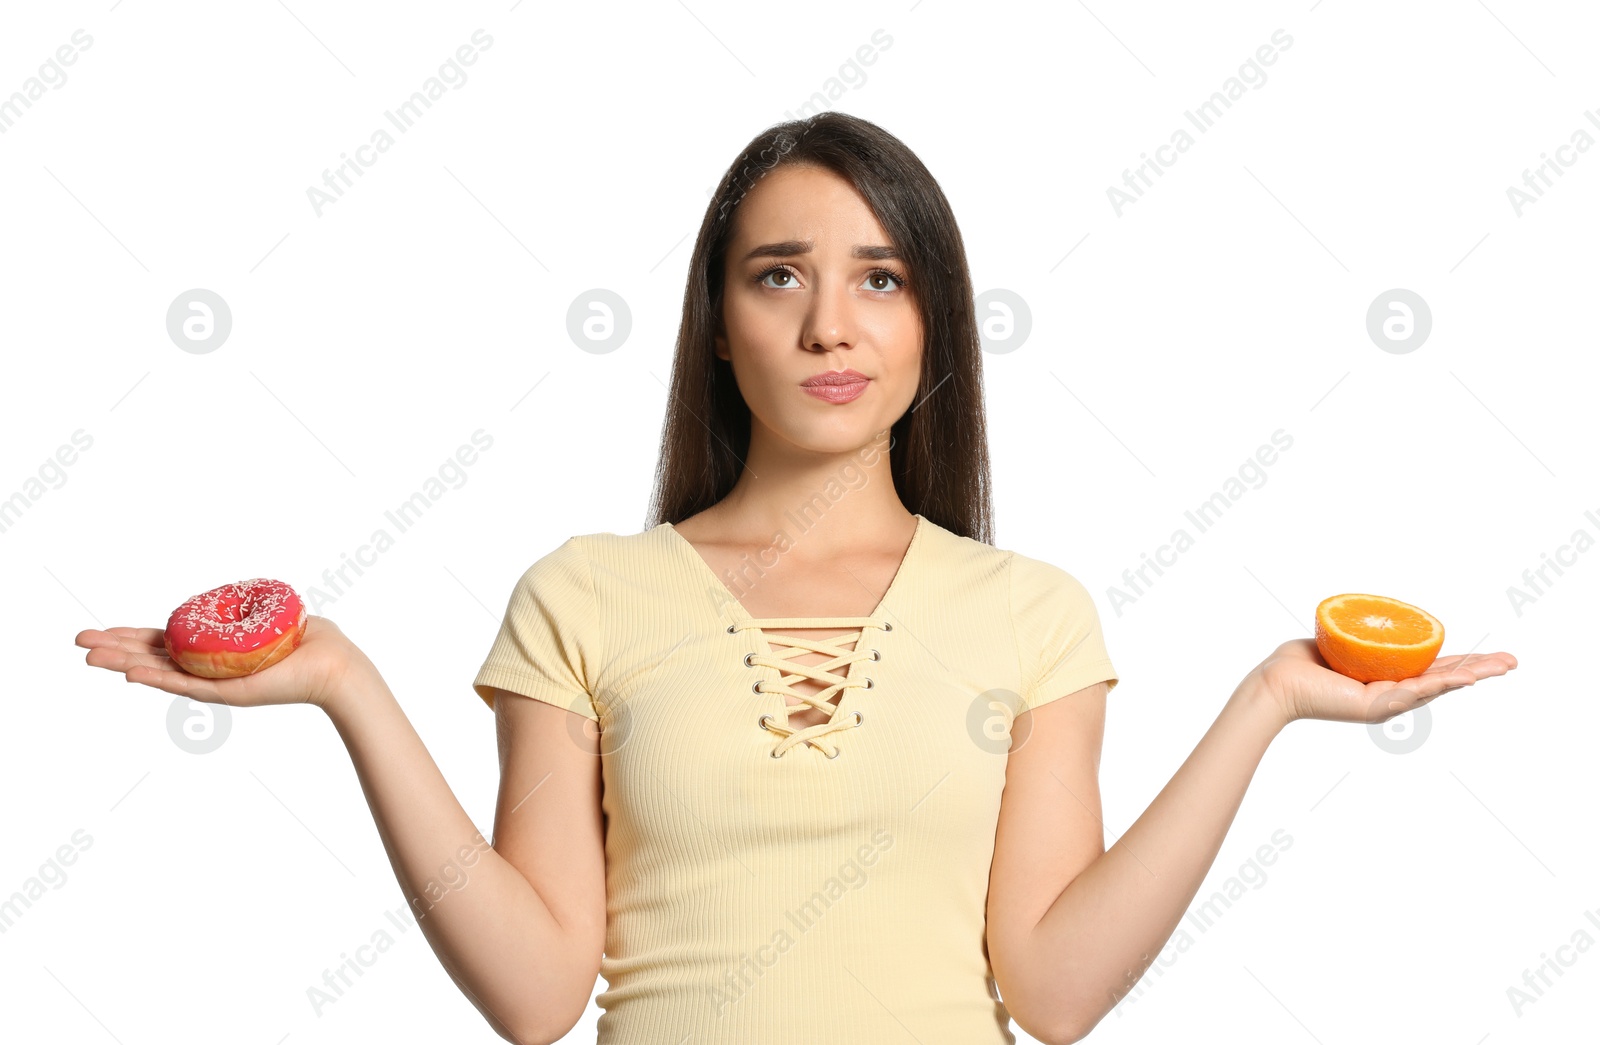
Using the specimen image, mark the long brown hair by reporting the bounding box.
[644,111,993,545]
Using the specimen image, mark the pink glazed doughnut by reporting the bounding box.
[164,579,307,679]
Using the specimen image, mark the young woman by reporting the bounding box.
[77,112,1516,1045]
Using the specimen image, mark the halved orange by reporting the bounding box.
[1314,593,1444,683]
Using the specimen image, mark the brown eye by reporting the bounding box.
[755,266,796,288]
[861,268,908,293]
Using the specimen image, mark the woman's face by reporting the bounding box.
[716,164,923,456]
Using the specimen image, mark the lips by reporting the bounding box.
[800,369,869,403]
[801,369,869,387]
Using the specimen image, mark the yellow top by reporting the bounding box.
[471,513,1120,1044]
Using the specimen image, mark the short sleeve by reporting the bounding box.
[471,538,601,721]
[1010,552,1120,713]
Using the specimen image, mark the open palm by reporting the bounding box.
[1256,638,1518,726]
[75,615,366,710]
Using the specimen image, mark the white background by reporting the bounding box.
[2,0,1594,1041]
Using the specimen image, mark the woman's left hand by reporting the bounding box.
[1247,639,1518,727]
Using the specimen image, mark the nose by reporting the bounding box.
[801,275,856,353]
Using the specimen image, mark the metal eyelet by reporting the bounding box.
[869,649,880,661]
[743,652,757,667]
[758,714,774,731]
[752,680,764,694]
[727,624,736,633]
[861,677,873,689]
[824,746,842,759]
[852,711,864,726]
[769,747,784,759]
[881,622,893,632]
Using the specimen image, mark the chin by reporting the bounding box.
[786,420,892,455]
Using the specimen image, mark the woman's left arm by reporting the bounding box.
[987,639,1516,1045]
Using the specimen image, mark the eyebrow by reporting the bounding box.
[739,239,902,263]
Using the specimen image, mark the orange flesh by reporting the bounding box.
[1323,597,1438,647]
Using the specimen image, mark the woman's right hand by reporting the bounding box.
[75,615,370,712]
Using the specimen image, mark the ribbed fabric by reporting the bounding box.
[471,513,1119,1044]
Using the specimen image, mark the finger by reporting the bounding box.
[1392,670,1475,704]
[1457,652,1517,678]
[109,626,166,644]
[85,644,173,675]
[83,630,170,659]
[1422,662,1505,689]
[1274,639,1322,662]
[1431,651,1517,676]
[126,663,235,704]
[76,627,166,653]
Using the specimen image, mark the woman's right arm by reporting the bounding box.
[324,663,606,1045]
[77,617,605,1045]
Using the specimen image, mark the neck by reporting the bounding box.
[711,425,912,557]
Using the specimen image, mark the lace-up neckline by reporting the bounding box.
[663,514,927,759]
[732,616,889,757]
